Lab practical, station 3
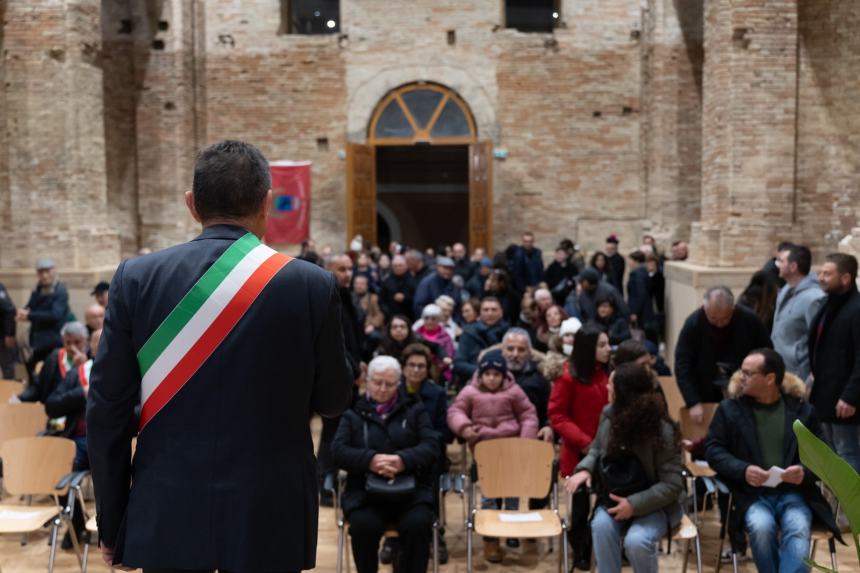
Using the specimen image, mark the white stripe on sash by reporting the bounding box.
[140,243,276,405]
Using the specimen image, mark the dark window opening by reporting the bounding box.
[280,0,340,35]
[505,0,561,33]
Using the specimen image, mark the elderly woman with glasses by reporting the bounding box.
[332,355,440,573]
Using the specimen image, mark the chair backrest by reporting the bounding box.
[0,379,22,403]
[0,403,47,447]
[474,437,554,499]
[0,436,75,496]
[657,376,685,422]
[679,403,719,441]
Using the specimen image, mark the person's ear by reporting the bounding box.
[185,191,202,223]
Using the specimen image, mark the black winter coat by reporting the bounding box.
[674,306,771,406]
[454,320,510,379]
[45,366,87,439]
[512,360,551,429]
[19,348,65,404]
[809,286,860,424]
[26,281,70,352]
[606,253,625,297]
[332,394,440,516]
[705,393,840,541]
[627,266,656,329]
[380,273,416,320]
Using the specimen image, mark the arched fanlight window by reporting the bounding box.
[368,83,477,145]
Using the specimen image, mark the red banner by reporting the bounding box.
[265,161,311,244]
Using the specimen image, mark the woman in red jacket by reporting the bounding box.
[548,324,611,570]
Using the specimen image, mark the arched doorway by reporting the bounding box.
[346,82,493,253]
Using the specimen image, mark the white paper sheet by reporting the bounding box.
[762,466,785,488]
[498,512,543,523]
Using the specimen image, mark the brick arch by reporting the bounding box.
[347,66,498,143]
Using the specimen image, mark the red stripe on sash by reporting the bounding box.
[58,349,69,377]
[78,363,89,390]
[138,253,291,430]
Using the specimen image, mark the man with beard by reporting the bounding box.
[500,328,552,442]
[380,254,416,320]
[808,253,860,472]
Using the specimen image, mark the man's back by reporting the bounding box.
[772,273,823,380]
[87,225,352,571]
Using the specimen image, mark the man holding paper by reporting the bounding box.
[706,349,839,573]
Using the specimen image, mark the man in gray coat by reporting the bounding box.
[772,244,824,381]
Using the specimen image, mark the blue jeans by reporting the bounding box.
[745,492,811,573]
[822,423,860,474]
[591,503,682,573]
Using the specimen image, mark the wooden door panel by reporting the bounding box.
[346,143,377,248]
[469,141,493,253]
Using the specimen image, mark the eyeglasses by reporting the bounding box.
[368,378,399,390]
[405,362,427,370]
[740,369,763,379]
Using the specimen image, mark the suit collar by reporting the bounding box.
[191,224,253,242]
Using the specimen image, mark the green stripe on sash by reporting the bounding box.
[136,232,260,376]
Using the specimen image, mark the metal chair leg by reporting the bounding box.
[692,479,700,525]
[336,519,345,573]
[829,537,838,571]
[47,517,60,573]
[810,539,818,559]
[731,552,738,573]
[695,533,703,573]
[561,522,569,573]
[466,520,474,573]
[82,541,90,573]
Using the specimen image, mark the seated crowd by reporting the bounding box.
[2,232,857,573]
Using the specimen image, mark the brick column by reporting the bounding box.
[640,0,704,243]
[691,0,798,266]
[133,0,202,251]
[0,0,119,270]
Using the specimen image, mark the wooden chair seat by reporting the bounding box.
[672,514,698,541]
[0,504,60,533]
[685,460,716,478]
[474,509,563,538]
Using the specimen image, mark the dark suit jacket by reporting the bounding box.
[26,281,70,352]
[86,225,353,571]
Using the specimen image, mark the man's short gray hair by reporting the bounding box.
[704,286,735,307]
[534,288,552,301]
[405,249,423,262]
[367,355,402,380]
[60,321,88,340]
[503,327,533,348]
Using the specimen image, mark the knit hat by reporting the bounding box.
[559,317,583,337]
[478,351,507,377]
[480,257,493,269]
[421,303,442,318]
[577,267,601,285]
[606,234,620,244]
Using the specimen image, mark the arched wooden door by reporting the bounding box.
[346,82,493,252]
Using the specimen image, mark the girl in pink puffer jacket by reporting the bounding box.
[447,351,539,447]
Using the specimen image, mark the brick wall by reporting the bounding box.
[796,0,860,261]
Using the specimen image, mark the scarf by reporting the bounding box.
[369,394,398,417]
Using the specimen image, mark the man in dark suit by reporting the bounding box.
[87,140,354,573]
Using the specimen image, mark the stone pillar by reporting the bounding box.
[691,0,799,266]
[133,0,202,251]
[640,0,704,244]
[0,0,120,271]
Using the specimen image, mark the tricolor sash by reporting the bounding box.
[78,360,92,391]
[136,232,292,431]
[58,348,74,377]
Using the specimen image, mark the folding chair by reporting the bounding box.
[327,471,441,573]
[0,402,46,447]
[657,376,685,423]
[466,437,568,573]
[678,404,720,524]
[0,436,75,572]
[0,380,22,403]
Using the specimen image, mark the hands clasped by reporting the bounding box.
[369,454,405,479]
